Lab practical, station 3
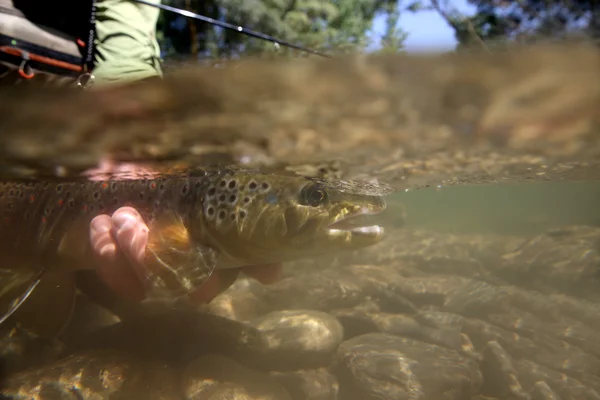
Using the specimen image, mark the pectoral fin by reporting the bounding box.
[143,211,219,299]
[0,271,41,327]
[8,271,76,339]
[0,270,76,340]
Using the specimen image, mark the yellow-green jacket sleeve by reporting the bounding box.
[93,0,163,86]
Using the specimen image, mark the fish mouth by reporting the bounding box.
[327,207,385,238]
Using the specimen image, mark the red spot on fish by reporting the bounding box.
[57,199,64,207]
[150,182,157,190]
[83,205,88,212]
[42,216,47,223]
[101,182,109,190]
[29,195,35,203]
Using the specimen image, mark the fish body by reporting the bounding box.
[0,167,387,331]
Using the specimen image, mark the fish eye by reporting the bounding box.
[299,184,328,207]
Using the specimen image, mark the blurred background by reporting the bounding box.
[156,0,600,60]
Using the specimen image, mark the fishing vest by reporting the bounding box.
[0,0,95,88]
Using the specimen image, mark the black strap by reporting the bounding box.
[83,0,97,72]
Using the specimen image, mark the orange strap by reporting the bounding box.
[0,46,83,79]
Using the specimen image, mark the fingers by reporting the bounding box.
[110,207,149,269]
[90,207,283,306]
[89,215,118,261]
[90,214,146,302]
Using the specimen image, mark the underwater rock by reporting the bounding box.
[182,355,292,400]
[250,310,344,371]
[496,226,600,302]
[0,325,65,377]
[1,350,180,400]
[270,368,339,400]
[480,340,529,400]
[334,333,482,400]
[332,308,467,351]
[530,381,559,400]
[514,359,600,400]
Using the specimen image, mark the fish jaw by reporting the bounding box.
[196,175,388,266]
[326,204,386,247]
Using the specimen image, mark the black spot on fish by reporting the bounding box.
[93,192,100,200]
[218,194,226,202]
[260,182,270,191]
[207,187,216,197]
[159,183,165,191]
[220,180,227,188]
[111,182,118,192]
[229,195,237,204]
[218,210,226,220]
[230,213,236,221]
[228,180,237,190]
[181,184,189,195]
[248,181,258,191]
[68,199,75,208]
[239,210,247,219]
[139,193,144,200]
[207,206,215,216]
[243,196,251,204]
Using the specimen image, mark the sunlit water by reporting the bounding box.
[387,181,600,235]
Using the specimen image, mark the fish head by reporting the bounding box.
[197,172,387,266]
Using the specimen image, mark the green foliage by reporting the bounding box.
[420,0,600,50]
[156,0,408,60]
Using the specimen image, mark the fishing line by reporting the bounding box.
[130,0,331,58]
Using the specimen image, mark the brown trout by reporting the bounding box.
[0,167,387,333]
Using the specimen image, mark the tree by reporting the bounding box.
[156,0,409,60]
[413,0,600,51]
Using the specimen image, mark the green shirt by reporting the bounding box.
[93,0,163,86]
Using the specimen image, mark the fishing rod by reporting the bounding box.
[130,0,331,58]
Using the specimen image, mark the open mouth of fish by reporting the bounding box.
[328,207,385,237]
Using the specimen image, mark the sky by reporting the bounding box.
[368,0,476,52]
